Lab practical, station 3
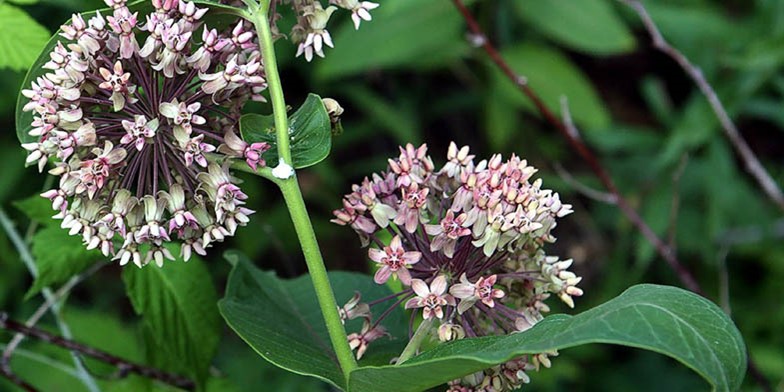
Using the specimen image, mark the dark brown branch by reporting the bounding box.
[0,312,195,391]
[619,0,784,212]
[0,361,37,392]
[450,0,702,294]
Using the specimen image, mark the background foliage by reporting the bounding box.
[0,0,782,390]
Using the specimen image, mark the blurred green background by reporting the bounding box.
[1,0,783,390]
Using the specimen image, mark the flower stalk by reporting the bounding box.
[245,0,358,379]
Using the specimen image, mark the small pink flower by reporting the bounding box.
[368,235,420,285]
[425,209,471,258]
[347,321,388,360]
[450,274,505,314]
[405,275,455,320]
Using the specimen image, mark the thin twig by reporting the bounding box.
[2,262,105,366]
[450,0,702,294]
[0,208,100,392]
[668,154,689,250]
[554,163,618,205]
[620,0,784,212]
[0,313,196,391]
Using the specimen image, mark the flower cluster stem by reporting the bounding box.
[246,1,358,381]
[397,318,433,365]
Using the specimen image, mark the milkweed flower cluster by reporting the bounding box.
[333,143,580,391]
[21,0,270,268]
[286,0,379,61]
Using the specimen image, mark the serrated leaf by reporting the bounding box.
[122,252,221,387]
[492,43,611,130]
[27,225,104,298]
[240,93,332,169]
[0,4,50,71]
[514,0,635,55]
[316,0,471,80]
[349,284,746,392]
[15,0,245,144]
[218,251,407,390]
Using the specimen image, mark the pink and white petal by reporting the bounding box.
[411,279,430,298]
[396,267,412,286]
[404,297,422,310]
[368,247,386,263]
[373,266,391,284]
[430,275,447,296]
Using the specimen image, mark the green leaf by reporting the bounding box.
[240,93,332,169]
[15,0,245,144]
[349,284,746,392]
[14,194,57,226]
[492,43,611,130]
[122,252,221,386]
[514,0,635,55]
[218,251,407,390]
[316,0,471,80]
[27,225,104,298]
[0,3,50,71]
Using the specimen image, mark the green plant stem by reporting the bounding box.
[246,1,358,380]
[251,2,291,165]
[0,208,100,392]
[397,318,434,365]
[278,179,358,376]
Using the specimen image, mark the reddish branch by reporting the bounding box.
[450,1,774,389]
[620,0,784,213]
[0,312,195,391]
[450,0,702,293]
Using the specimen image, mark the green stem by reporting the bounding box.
[251,2,291,165]
[397,318,434,365]
[278,179,359,376]
[246,1,358,380]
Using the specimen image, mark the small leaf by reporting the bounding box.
[218,251,407,390]
[514,0,636,55]
[0,3,50,71]
[27,226,104,298]
[349,284,746,392]
[122,252,221,386]
[492,43,611,130]
[240,93,332,169]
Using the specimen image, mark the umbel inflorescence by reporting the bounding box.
[333,143,581,391]
[21,0,270,267]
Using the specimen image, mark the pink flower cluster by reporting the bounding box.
[21,0,270,267]
[334,143,581,391]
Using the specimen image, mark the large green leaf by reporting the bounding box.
[26,226,104,298]
[0,3,50,71]
[15,0,244,143]
[492,43,611,130]
[122,253,221,387]
[240,93,332,169]
[514,0,635,55]
[218,251,407,390]
[349,284,746,392]
[316,0,472,80]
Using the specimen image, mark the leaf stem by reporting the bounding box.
[397,318,433,365]
[245,1,358,380]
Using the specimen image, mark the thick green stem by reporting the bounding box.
[251,3,291,165]
[246,1,358,380]
[278,179,359,376]
[397,318,434,365]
